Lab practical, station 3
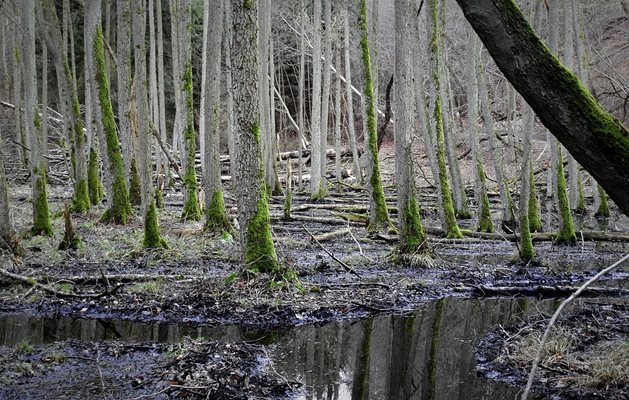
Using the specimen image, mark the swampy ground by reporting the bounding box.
[1,149,628,399]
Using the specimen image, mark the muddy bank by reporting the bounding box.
[0,337,300,399]
[476,302,628,400]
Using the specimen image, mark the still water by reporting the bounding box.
[0,297,573,399]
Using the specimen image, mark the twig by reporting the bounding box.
[127,386,171,400]
[521,253,629,400]
[346,221,372,262]
[302,225,361,278]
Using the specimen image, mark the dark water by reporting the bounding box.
[0,297,578,399]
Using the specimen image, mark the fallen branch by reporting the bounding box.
[304,281,391,290]
[312,228,350,242]
[0,265,123,298]
[303,225,361,278]
[521,253,629,400]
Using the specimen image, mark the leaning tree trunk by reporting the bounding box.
[395,0,426,255]
[427,0,462,238]
[94,25,132,224]
[563,0,585,214]
[231,0,280,273]
[455,0,629,216]
[201,0,230,233]
[359,0,390,232]
[22,0,53,236]
[132,0,166,248]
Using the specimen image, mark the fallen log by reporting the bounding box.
[374,227,629,243]
[455,284,629,298]
[312,228,350,242]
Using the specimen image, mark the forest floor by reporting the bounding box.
[1,145,628,399]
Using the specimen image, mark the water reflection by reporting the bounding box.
[0,297,576,399]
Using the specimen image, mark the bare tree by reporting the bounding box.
[310,0,324,198]
[343,2,361,181]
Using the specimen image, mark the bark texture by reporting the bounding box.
[231,0,279,273]
[455,0,629,216]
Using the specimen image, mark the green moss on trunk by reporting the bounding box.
[181,64,202,221]
[88,147,103,205]
[595,184,610,217]
[72,179,90,213]
[519,211,534,261]
[528,166,543,232]
[31,167,53,237]
[283,187,292,220]
[575,174,586,214]
[204,190,231,233]
[245,183,279,273]
[359,0,390,233]
[476,158,494,233]
[143,199,167,248]
[94,26,132,224]
[555,147,577,244]
[155,186,164,209]
[128,158,141,207]
[400,196,427,254]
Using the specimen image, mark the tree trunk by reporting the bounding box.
[359,0,390,232]
[22,0,53,236]
[39,0,90,213]
[428,0,462,238]
[466,28,493,233]
[94,24,132,224]
[224,2,236,182]
[310,0,324,198]
[455,0,629,216]
[132,0,166,248]
[117,0,132,181]
[319,0,333,192]
[395,0,426,254]
[201,0,230,233]
[156,0,168,205]
[0,129,17,252]
[231,0,279,273]
[297,0,306,189]
[343,3,361,181]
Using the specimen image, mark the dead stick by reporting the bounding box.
[303,225,361,278]
[0,266,123,299]
[521,253,629,400]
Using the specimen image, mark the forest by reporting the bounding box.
[0,0,627,399]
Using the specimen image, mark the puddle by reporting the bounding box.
[0,296,608,399]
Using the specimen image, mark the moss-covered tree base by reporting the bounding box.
[88,148,104,206]
[283,187,292,220]
[100,202,133,225]
[181,192,202,222]
[155,186,164,209]
[555,149,577,245]
[244,185,280,274]
[59,204,82,251]
[72,179,90,214]
[128,158,141,207]
[519,214,535,262]
[399,196,427,255]
[456,209,473,220]
[143,200,167,249]
[204,190,231,233]
[31,169,53,237]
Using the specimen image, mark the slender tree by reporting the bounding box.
[231,0,280,273]
[466,29,493,233]
[201,0,230,233]
[0,135,18,252]
[427,0,462,238]
[22,0,53,236]
[519,102,535,261]
[117,0,133,179]
[343,3,361,181]
[395,0,427,254]
[310,0,324,198]
[172,0,202,221]
[132,0,166,247]
[319,0,333,192]
[359,0,391,232]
